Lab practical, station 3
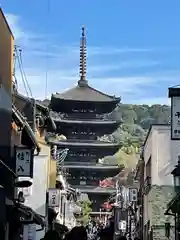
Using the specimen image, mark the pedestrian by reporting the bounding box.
[42,229,62,240]
[117,236,127,240]
[67,226,87,240]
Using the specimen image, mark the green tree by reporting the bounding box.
[78,200,92,226]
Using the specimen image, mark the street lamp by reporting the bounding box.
[171,156,180,193]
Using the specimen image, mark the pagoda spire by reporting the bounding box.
[78,25,88,87]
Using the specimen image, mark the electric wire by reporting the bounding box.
[14,45,33,98]
[19,49,33,98]
[15,46,29,97]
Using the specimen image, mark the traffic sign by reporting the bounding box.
[15,147,33,177]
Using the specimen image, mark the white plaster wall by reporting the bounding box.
[21,154,49,240]
[151,126,172,186]
[144,125,174,186]
[55,192,77,229]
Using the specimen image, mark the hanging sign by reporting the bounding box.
[23,224,36,240]
[119,220,127,231]
[15,147,33,177]
[171,96,180,140]
[48,188,60,207]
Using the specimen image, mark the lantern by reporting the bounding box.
[171,157,180,193]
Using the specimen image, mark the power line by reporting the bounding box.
[15,46,29,97]
[14,46,33,98]
[19,49,33,98]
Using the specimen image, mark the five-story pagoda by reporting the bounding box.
[48,26,122,216]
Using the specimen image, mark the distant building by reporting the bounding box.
[142,124,177,240]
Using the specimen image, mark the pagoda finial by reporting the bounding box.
[78,25,88,87]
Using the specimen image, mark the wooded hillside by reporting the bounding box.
[102,104,170,167]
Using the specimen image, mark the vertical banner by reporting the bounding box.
[48,188,60,207]
[171,96,180,140]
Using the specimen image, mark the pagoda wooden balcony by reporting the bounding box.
[72,185,116,194]
[50,112,121,124]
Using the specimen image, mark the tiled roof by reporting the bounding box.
[52,84,120,102]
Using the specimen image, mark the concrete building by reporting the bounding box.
[143,124,179,240]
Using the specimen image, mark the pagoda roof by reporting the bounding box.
[52,85,120,103]
[52,116,121,125]
[64,164,120,170]
[48,139,121,148]
[72,185,115,194]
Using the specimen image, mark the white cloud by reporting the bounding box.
[5,12,176,105]
[5,14,24,39]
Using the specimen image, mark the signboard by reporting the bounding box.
[114,206,123,235]
[129,188,138,202]
[15,147,33,177]
[80,181,86,185]
[119,220,127,231]
[23,224,36,240]
[48,189,60,207]
[171,96,180,140]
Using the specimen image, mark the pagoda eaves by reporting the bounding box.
[64,164,120,170]
[49,139,121,149]
[51,117,121,125]
[51,85,120,103]
[72,185,115,194]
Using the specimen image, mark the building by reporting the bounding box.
[0,7,14,199]
[134,156,144,240]
[48,26,121,216]
[142,124,177,240]
[13,91,58,238]
[0,9,44,239]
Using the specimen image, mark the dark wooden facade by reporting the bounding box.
[65,166,119,186]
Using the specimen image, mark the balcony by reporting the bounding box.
[143,176,151,195]
[51,111,120,122]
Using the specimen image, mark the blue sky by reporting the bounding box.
[1,0,180,104]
